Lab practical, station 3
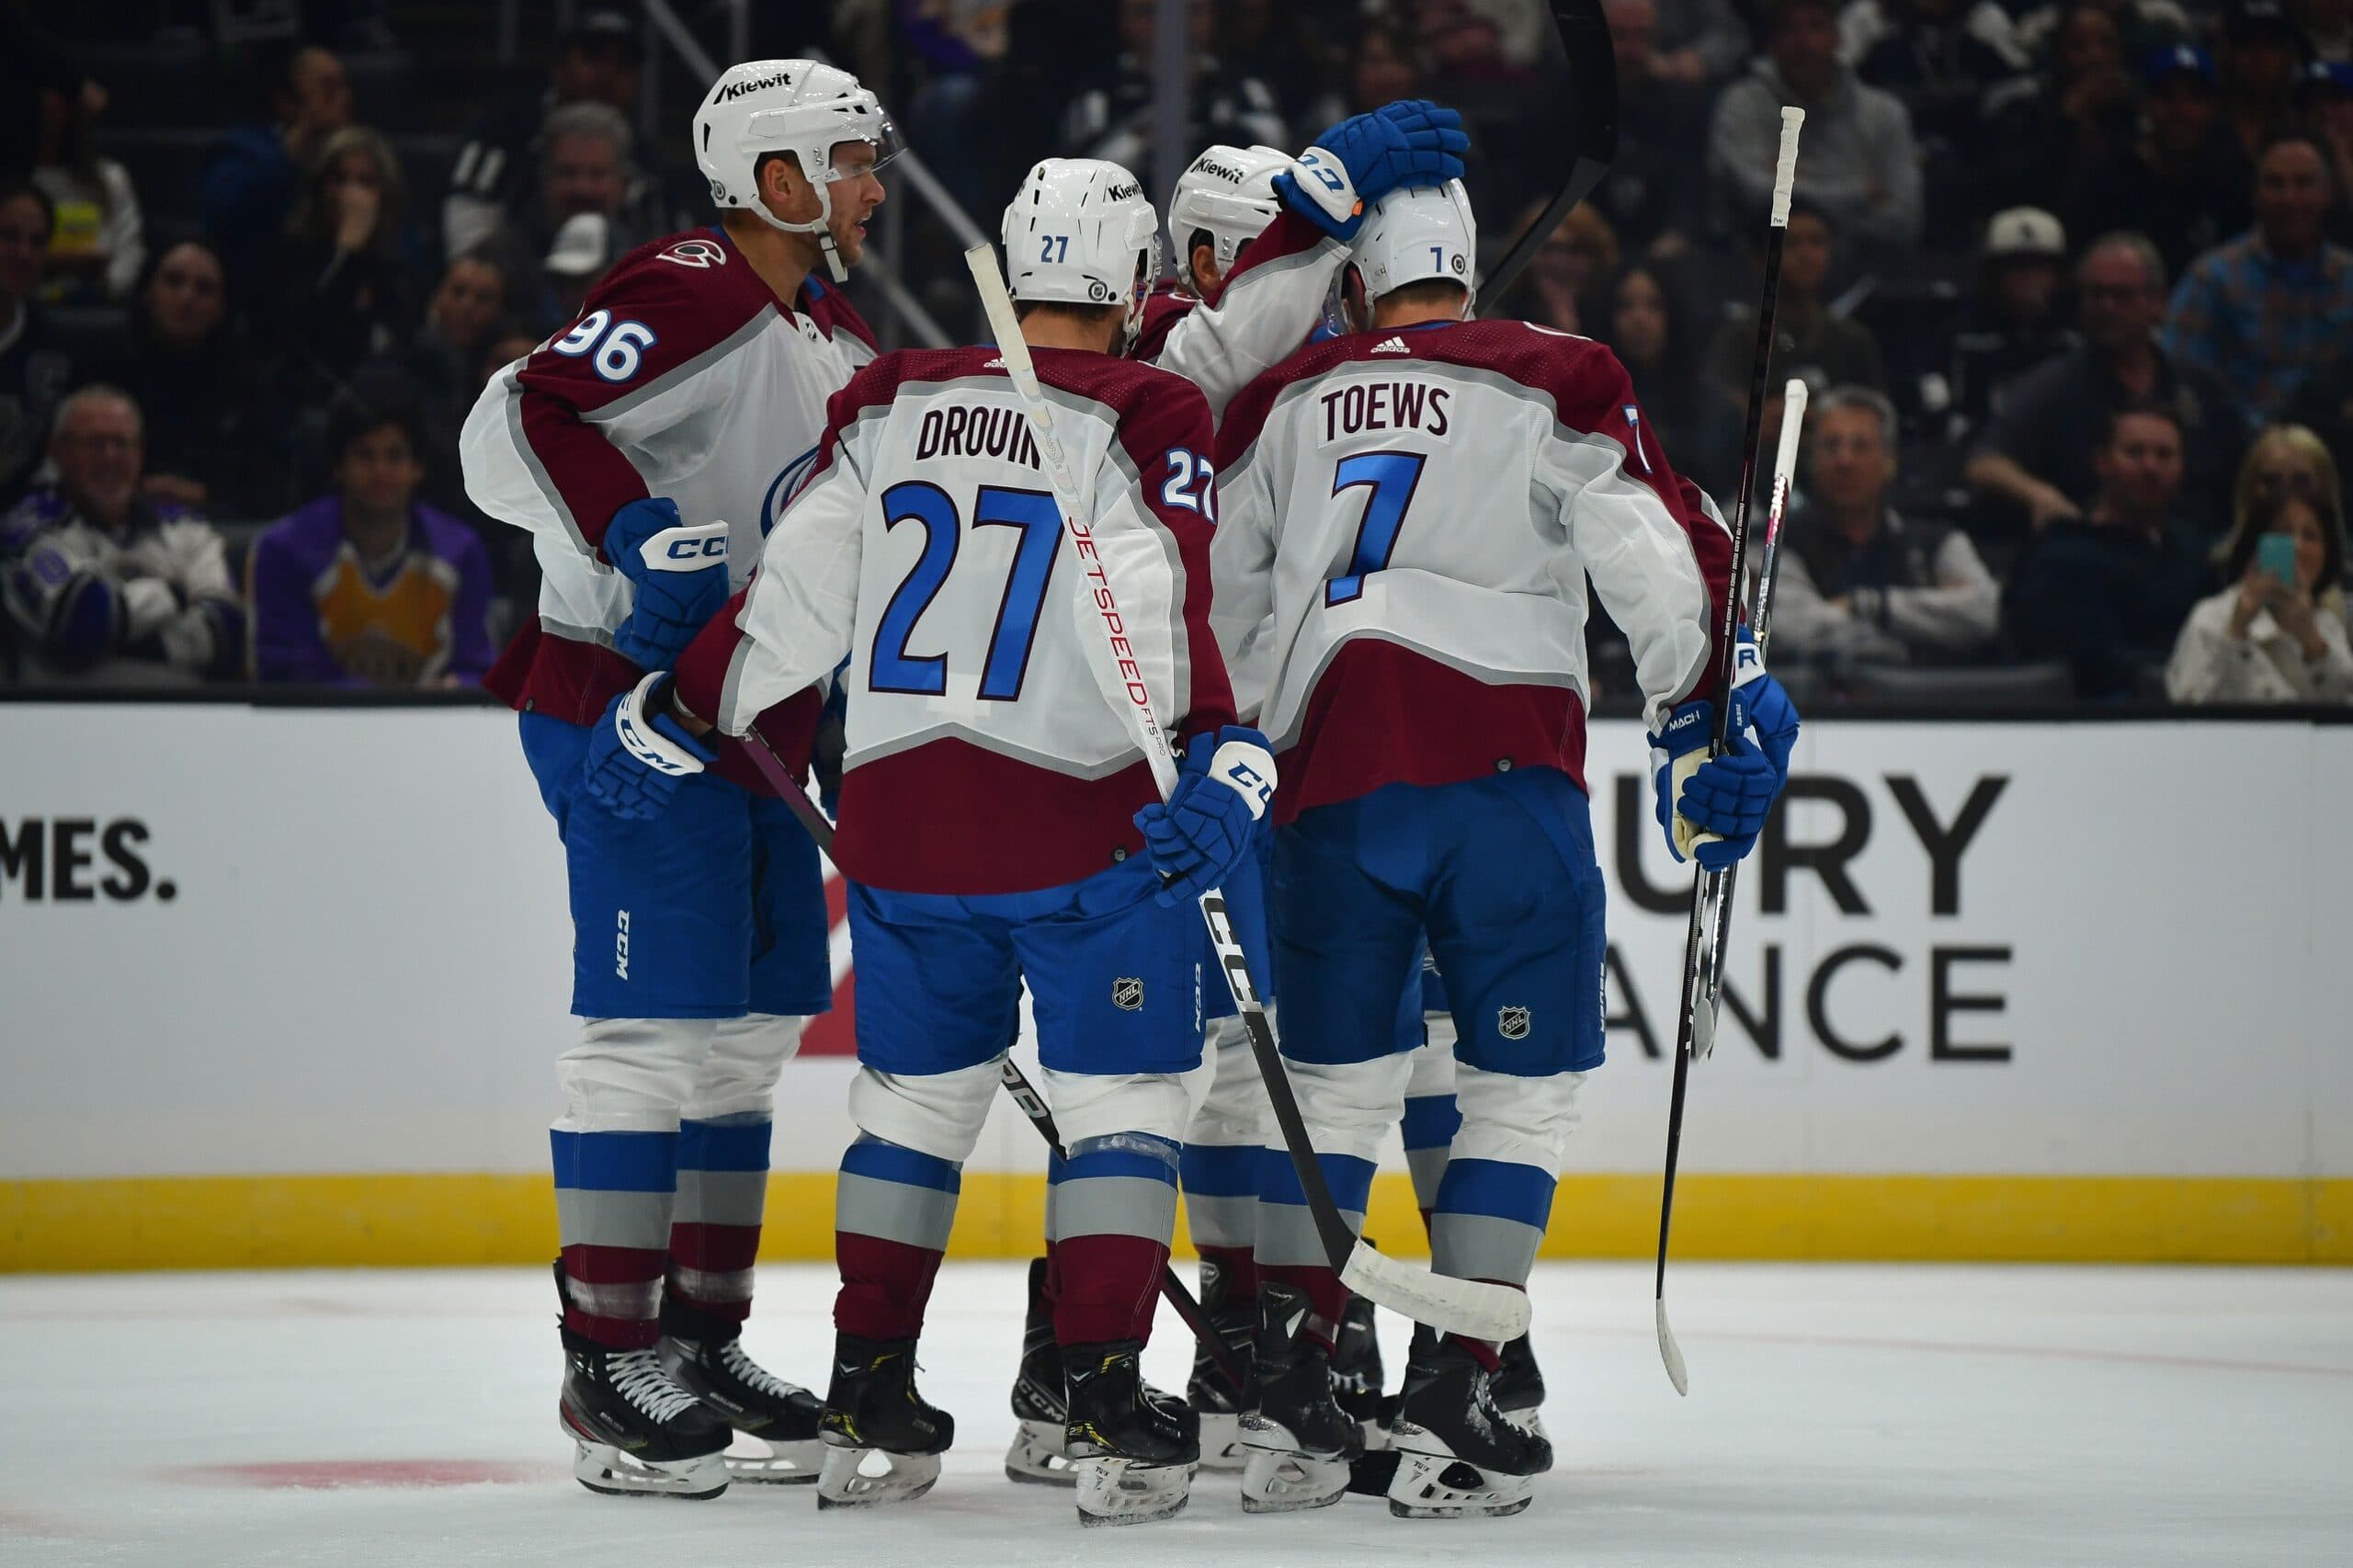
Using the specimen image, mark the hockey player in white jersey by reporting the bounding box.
[1211,181,1801,1517]
[585,156,1263,1527]
[458,60,897,1497]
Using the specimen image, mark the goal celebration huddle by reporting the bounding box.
[460,51,1798,1528]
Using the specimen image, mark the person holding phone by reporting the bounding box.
[2165,490,2353,702]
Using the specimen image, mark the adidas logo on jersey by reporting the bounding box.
[1372,335,1411,354]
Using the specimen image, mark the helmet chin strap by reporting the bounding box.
[751,162,850,284]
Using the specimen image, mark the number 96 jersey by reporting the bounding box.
[1210,320,1735,824]
[673,346,1239,896]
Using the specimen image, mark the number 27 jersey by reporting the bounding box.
[673,346,1237,896]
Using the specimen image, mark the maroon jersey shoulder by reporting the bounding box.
[524,231,779,415]
[1132,287,1195,363]
[800,274,879,352]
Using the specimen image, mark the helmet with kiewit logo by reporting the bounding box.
[1002,158,1162,349]
[1167,143,1288,296]
[693,59,903,282]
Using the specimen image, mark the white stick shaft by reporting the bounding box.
[963,244,1180,798]
[1751,377,1808,659]
[1769,107,1805,228]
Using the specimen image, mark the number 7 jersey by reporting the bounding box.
[673,346,1238,896]
[1210,319,1735,822]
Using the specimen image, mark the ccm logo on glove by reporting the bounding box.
[638,520,729,573]
[1212,738,1276,818]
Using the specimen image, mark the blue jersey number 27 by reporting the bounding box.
[871,482,1063,701]
[1325,450,1427,607]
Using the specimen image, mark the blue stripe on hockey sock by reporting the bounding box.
[1258,1148,1378,1214]
[1400,1092,1462,1153]
[839,1136,961,1193]
[1179,1142,1261,1198]
[676,1117,772,1173]
[1433,1156,1556,1229]
[551,1130,677,1193]
[1051,1136,1180,1188]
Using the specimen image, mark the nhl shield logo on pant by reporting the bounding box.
[1112,977,1144,1012]
[1498,1006,1531,1040]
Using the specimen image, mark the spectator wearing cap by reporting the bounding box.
[0,385,242,685]
[264,125,423,393]
[2009,401,2215,695]
[2163,130,2353,427]
[1775,386,2002,665]
[199,42,353,297]
[1939,209,2080,442]
[1986,4,2143,218]
[0,182,76,509]
[106,239,288,520]
[541,212,610,333]
[1711,0,1924,252]
[1839,0,2032,243]
[1970,231,2245,528]
[1707,202,1888,418]
[2165,486,2353,699]
[2220,0,2317,156]
[2065,46,2253,278]
[441,7,643,264]
[246,396,493,687]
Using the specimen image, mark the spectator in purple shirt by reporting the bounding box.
[246,395,492,687]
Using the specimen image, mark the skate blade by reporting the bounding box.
[1005,1417,1078,1486]
[815,1444,940,1508]
[1074,1457,1192,1527]
[1239,1448,1351,1513]
[1384,1444,1534,1519]
[1196,1412,1248,1473]
[569,1437,730,1500]
[721,1433,824,1484]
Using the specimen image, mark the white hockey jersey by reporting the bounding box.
[1134,209,1346,423]
[1211,319,1734,821]
[673,346,1236,895]
[457,227,875,790]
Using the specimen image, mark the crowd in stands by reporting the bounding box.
[0,0,2347,708]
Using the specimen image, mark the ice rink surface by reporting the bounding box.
[2,1261,2347,1567]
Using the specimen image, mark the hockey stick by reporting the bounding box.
[1473,0,1618,313]
[734,724,1247,1391]
[1688,379,1806,1062]
[962,241,1529,1344]
[1654,108,1804,1396]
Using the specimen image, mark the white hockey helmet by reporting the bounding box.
[693,59,901,282]
[1002,158,1161,347]
[1350,179,1478,308]
[1167,143,1288,295]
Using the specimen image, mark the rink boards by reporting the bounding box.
[3,702,2347,1269]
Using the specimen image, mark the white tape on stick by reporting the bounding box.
[1770,107,1805,227]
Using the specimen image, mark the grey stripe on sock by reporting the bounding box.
[1429,1211,1543,1289]
[834,1170,959,1252]
[1405,1149,1449,1213]
[555,1188,674,1252]
[673,1169,769,1228]
[1184,1191,1258,1251]
[1050,1176,1179,1244]
[669,1263,756,1304]
[1255,1200,1365,1267]
[564,1275,661,1320]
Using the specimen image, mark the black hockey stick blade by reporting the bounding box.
[1474,0,1619,313]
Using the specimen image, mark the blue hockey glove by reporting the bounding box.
[1274,98,1469,241]
[604,497,730,670]
[1135,726,1278,907]
[1649,698,1715,866]
[1650,630,1803,871]
[1727,624,1800,781]
[582,671,716,821]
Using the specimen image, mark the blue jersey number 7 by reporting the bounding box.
[1325,450,1428,607]
[871,481,1062,700]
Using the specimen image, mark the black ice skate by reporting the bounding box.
[1004,1257,1075,1485]
[1330,1291,1386,1440]
[1185,1258,1256,1473]
[1237,1281,1362,1513]
[1063,1342,1200,1527]
[559,1323,732,1500]
[657,1295,825,1483]
[1385,1335,1553,1519]
[815,1333,955,1509]
[1492,1331,1547,1439]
